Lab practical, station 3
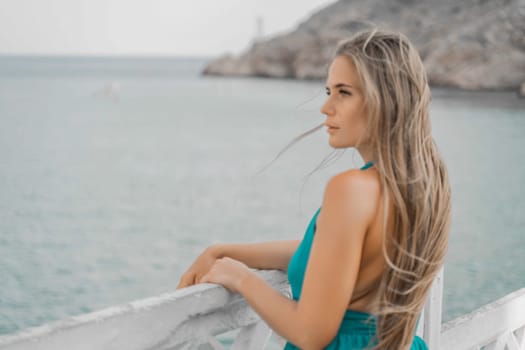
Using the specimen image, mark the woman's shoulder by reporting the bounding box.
[328,167,381,198]
[322,167,381,221]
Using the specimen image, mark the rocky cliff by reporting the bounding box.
[203,0,525,96]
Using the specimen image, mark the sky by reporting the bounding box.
[0,0,336,57]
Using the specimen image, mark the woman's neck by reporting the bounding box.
[357,145,374,165]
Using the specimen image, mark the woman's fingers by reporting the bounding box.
[176,272,196,289]
[199,273,209,283]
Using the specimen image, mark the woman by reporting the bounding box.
[177,29,452,350]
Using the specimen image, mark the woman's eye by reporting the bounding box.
[325,89,351,96]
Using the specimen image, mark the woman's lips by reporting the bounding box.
[326,125,339,133]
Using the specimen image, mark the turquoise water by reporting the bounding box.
[0,56,524,336]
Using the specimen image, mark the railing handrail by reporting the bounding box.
[0,270,289,350]
[0,268,524,349]
[440,287,525,350]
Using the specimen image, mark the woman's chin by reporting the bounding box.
[328,139,351,149]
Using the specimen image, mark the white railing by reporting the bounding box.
[440,288,525,350]
[0,270,289,350]
[0,269,523,350]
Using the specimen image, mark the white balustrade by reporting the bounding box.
[0,268,524,350]
[440,288,525,350]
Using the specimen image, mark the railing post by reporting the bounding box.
[232,321,272,350]
[421,267,444,349]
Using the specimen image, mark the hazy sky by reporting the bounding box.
[0,0,336,57]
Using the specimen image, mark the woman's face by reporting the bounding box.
[321,55,369,149]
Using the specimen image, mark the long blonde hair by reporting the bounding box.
[334,29,452,349]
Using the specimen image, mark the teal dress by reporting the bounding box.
[284,162,428,350]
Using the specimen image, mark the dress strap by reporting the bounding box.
[360,161,374,170]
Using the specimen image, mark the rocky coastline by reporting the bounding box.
[202,0,525,97]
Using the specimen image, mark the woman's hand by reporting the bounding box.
[176,246,220,289]
[200,257,254,293]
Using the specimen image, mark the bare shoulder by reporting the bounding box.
[322,168,381,225]
[329,167,381,193]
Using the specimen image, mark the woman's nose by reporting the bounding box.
[320,98,334,116]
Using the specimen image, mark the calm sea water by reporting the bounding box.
[0,56,524,336]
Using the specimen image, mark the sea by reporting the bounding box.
[0,56,524,338]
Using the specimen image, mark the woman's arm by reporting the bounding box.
[210,240,300,271]
[201,170,379,349]
[177,240,299,289]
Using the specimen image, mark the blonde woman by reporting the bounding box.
[177,29,451,350]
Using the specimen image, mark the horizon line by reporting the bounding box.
[0,53,222,60]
